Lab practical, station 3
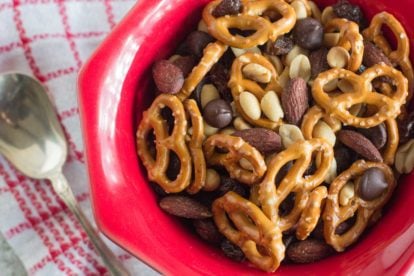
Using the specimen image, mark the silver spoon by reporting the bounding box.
[0,73,129,276]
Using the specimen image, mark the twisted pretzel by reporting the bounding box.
[203,0,296,48]
[136,94,191,193]
[325,18,364,72]
[363,12,413,101]
[323,160,396,252]
[258,139,333,231]
[296,185,327,240]
[204,134,267,185]
[213,191,284,272]
[301,105,342,140]
[177,42,228,101]
[312,63,408,128]
[229,52,283,129]
[184,99,206,194]
[382,118,399,165]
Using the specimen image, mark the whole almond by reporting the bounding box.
[337,130,383,162]
[282,77,309,125]
[233,128,282,153]
[287,239,334,263]
[193,219,223,244]
[152,60,184,94]
[363,41,392,67]
[159,196,212,219]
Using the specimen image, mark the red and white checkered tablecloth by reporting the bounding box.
[0,0,157,275]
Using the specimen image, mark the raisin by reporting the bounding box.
[209,63,233,102]
[221,239,245,262]
[265,35,294,56]
[193,219,223,244]
[212,0,242,18]
[216,176,248,198]
[333,0,366,28]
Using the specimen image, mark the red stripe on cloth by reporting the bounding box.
[12,0,45,82]
[4,222,32,239]
[60,107,79,120]
[0,186,10,194]
[0,2,13,12]
[44,66,76,82]
[103,0,116,29]
[56,113,85,163]
[73,242,107,275]
[28,255,53,275]
[56,0,83,70]
[0,42,23,54]
[118,253,132,261]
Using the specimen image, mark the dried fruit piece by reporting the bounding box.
[286,239,334,263]
[186,31,215,57]
[282,78,309,125]
[232,128,283,153]
[216,176,248,198]
[212,0,242,17]
[265,35,294,56]
[293,18,324,50]
[209,63,233,102]
[152,60,184,94]
[333,0,366,28]
[193,219,223,244]
[220,239,245,262]
[309,48,329,79]
[356,168,388,201]
[334,146,356,174]
[337,130,383,162]
[363,41,392,67]
[159,196,212,219]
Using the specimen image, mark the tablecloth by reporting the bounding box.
[0,0,157,275]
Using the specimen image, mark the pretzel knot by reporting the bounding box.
[301,105,342,140]
[184,99,207,194]
[363,12,414,101]
[325,18,364,72]
[136,94,192,193]
[312,63,408,128]
[258,139,333,232]
[323,160,396,252]
[204,134,267,185]
[202,0,296,49]
[229,52,282,129]
[212,191,284,272]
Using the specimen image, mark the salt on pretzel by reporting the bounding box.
[323,160,396,252]
[184,99,206,194]
[363,12,414,101]
[202,0,296,48]
[296,185,327,240]
[177,42,228,101]
[258,139,333,231]
[229,52,283,129]
[301,105,342,140]
[325,18,364,72]
[382,118,399,165]
[136,94,191,193]
[312,63,408,128]
[204,134,267,185]
[213,191,284,272]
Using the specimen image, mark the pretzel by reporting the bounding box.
[301,105,342,140]
[184,99,207,194]
[202,0,296,49]
[363,12,414,101]
[136,94,192,193]
[258,139,333,231]
[229,52,283,129]
[204,134,266,185]
[323,160,396,252]
[213,191,284,272]
[296,185,327,240]
[382,118,399,165]
[312,63,408,128]
[325,18,364,72]
[177,42,228,101]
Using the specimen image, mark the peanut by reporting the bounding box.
[289,54,311,81]
[395,139,414,174]
[339,182,355,206]
[239,91,261,120]
[261,91,284,122]
[201,84,220,108]
[279,124,305,148]
[204,169,221,191]
[242,63,272,83]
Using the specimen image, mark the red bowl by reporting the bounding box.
[78,0,414,275]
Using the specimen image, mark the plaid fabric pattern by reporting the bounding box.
[0,0,157,274]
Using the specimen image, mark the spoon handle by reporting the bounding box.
[49,173,130,276]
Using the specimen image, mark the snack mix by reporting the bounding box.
[136,0,414,272]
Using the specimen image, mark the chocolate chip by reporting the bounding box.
[357,123,387,150]
[212,0,243,17]
[152,60,184,94]
[220,239,245,262]
[333,0,366,28]
[193,219,223,244]
[172,55,197,77]
[309,48,329,79]
[398,111,414,144]
[216,176,248,198]
[293,18,324,50]
[203,99,233,128]
[185,31,214,57]
[357,167,388,201]
[265,35,294,56]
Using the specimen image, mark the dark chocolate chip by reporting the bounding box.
[186,31,215,57]
[357,123,387,150]
[203,99,233,128]
[293,18,324,50]
[152,60,184,94]
[357,167,389,201]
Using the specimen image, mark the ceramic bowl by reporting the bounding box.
[78,0,414,274]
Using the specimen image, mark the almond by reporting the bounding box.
[337,130,383,162]
[282,77,309,125]
[159,196,212,219]
[233,128,282,153]
[363,40,392,67]
[193,219,223,244]
[287,239,334,263]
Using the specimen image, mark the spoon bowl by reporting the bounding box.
[0,73,129,276]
